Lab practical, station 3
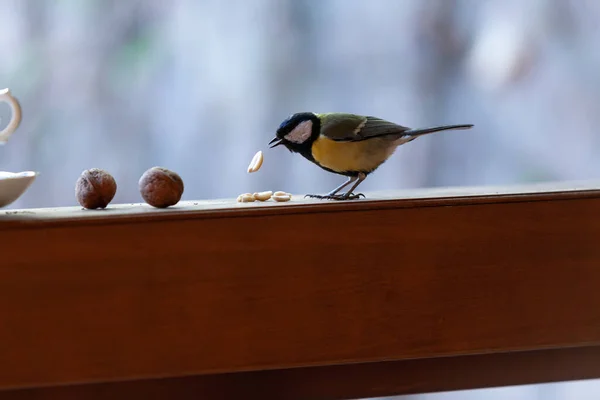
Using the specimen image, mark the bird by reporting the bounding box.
[268,112,473,200]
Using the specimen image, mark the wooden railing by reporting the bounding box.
[2,181,600,399]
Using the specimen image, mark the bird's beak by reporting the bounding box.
[269,137,283,148]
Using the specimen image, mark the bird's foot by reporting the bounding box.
[304,192,365,201]
[340,192,366,200]
[304,194,337,200]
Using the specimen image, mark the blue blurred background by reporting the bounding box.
[2,0,600,210]
[1,0,599,396]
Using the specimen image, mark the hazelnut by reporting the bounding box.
[75,168,117,209]
[138,166,184,208]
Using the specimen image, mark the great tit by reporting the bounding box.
[269,112,473,200]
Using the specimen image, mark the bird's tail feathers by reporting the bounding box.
[403,124,473,137]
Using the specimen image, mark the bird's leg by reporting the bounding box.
[305,174,366,201]
[336,172,366,200]
[304,176,356,200]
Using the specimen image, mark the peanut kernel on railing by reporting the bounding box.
[253,191,272,201]
[236,190,291,203]
[272,192,291,202]
[237,193,255,203]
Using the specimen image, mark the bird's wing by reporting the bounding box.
[317,113,409,142]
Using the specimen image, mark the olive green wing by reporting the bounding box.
[317,113,409,142]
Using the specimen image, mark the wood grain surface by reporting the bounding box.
[1,183,600,397]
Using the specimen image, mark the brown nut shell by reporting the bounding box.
[139,166,184,208]
[75,168,117,209]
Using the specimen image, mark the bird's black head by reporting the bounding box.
[268,112,321,153]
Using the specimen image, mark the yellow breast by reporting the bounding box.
[311,135,396,173]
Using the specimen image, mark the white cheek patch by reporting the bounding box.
[284,120,313,144]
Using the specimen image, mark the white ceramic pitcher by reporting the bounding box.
[0,88,36,208]
[0,88,22,144]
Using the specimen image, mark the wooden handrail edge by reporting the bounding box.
[2,180,600,229]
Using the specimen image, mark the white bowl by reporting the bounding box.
[0,171,38,208]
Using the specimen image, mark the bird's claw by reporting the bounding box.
[304,192,365,201]
[349,192,366,199]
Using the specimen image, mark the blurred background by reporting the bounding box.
[2,0,600,209]
[1,0,599,397]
